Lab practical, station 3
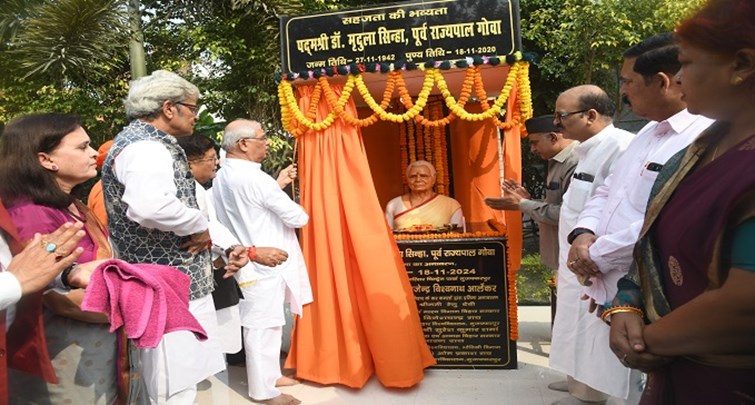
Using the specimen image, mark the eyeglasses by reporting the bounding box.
[190,156,218,164]
[175,101,199,115]
[554,109,589,121]
[237,136,268,143]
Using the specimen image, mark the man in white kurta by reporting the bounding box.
[548,85,634,405]
[102,71,226,404]
[569,110,712,304]
[213,119,312,405]
[177,134,248,356]
[568,34,714,306]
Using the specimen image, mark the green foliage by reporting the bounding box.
[194,110,226,143]
[522,0,705,114]
[0,76,129,147]
[140,0,321,131]
[0,0,130,146]
[516,253,553,305]
[262,128,296,177]
[0,0,708,172]
[0,0,129,84]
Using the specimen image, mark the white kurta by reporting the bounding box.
[195,182,241,261]
[212,158,313,328]
[550,125,635,399]
[576,110,714,304]
[113,140,225,398]
[114,141,208,236]
[196,182,243,354]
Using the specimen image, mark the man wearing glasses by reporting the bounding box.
[548,84,633,405]
[101,70,231,404]
[213,119,310,405]
[561,34,714,404]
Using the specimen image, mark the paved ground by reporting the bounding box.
[195,306,593,404]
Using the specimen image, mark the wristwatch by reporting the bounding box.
[567,228,595,245]
[60,263,78,289]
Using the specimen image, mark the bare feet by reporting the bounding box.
[260,393,301,405]
[276,375,300,387]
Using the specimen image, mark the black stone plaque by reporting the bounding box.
[397,236,516,368]
[280,0,521,73]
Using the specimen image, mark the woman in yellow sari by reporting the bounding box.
[385,160,463,230]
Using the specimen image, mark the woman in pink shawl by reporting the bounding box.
[0,114,126,404]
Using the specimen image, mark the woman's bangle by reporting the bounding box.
[600,305,644,325]
[247,246,257,262]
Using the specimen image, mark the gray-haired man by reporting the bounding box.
[102,70,239,404]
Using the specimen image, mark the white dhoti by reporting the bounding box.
[550,264,638,400]
[216,305,242,354]
[141,294,226,403]
[238,271,287,400]
[244,326,284,400]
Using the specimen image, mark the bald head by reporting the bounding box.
[554,85,615,142]
[561,85,616,119]
[221,118,269,163]
[221,119,262,151]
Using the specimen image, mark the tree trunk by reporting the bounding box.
[128,0,147,79]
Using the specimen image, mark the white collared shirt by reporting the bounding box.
[578,110,714,303]
[560,124,634,232]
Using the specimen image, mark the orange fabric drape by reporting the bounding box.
[285,84,436,388]
[502,83,524,270]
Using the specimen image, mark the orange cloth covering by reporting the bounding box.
[87,180,107,227]
[284,83,436,388]
[392,194,461,229]
[87,140,113,228]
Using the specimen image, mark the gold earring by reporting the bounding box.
[733,76,744,85]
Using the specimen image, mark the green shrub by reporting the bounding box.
[516,253,553,305]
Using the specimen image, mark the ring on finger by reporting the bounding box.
[568,260,577,265]
[42,240,58,253]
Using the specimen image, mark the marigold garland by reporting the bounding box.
[279,62,529,340]
[319,72,399,128]
[399,116,409,189]
[393,230,505,241]
[407,107,416,163]
[396,67,475,128]
[279,61,532,137]
[279,76,355,134]
[517,62,534,134]
[356,69,435,123]
[440,125,449,195]
[423,117,432,162]
[429,99,448,194]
